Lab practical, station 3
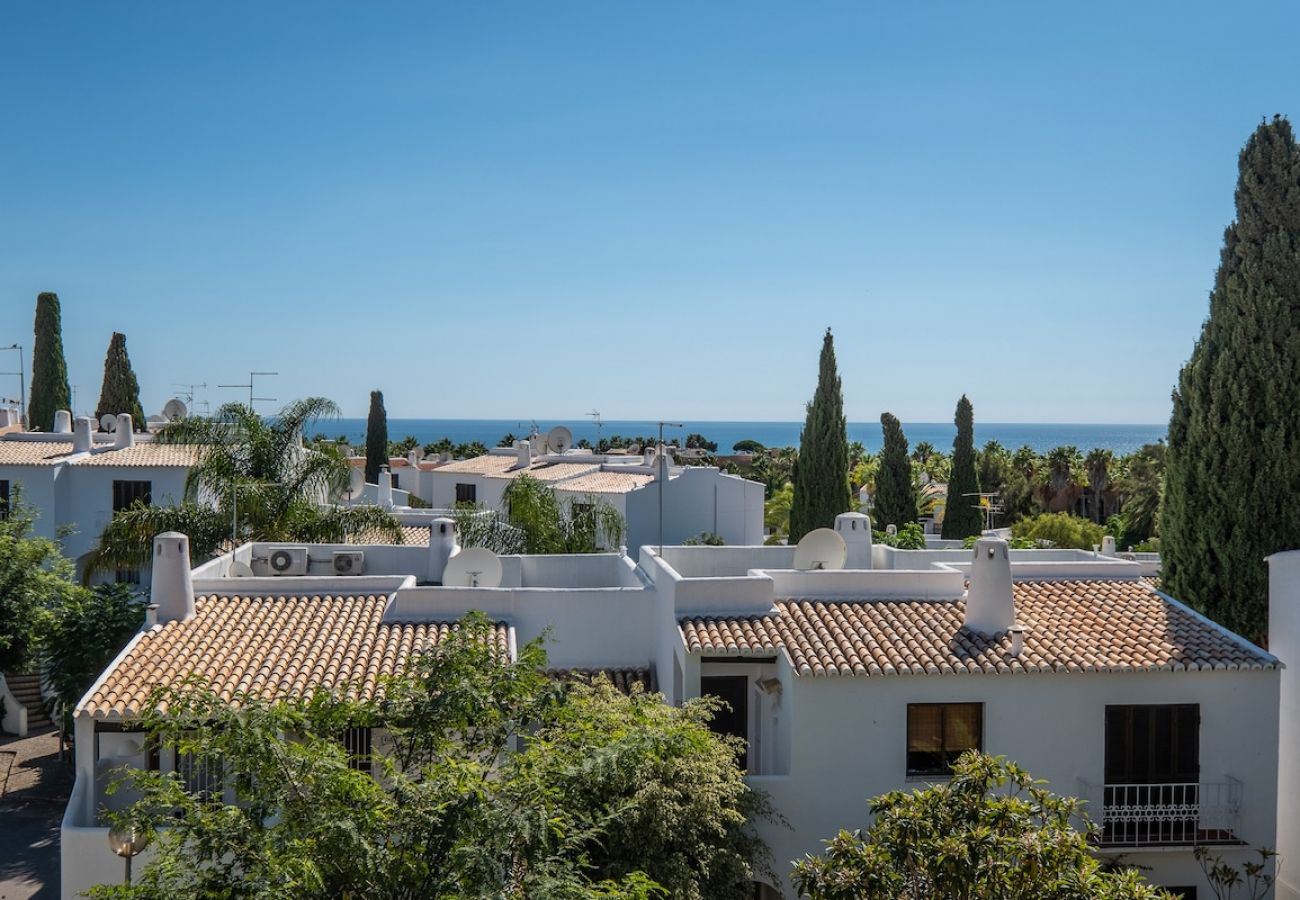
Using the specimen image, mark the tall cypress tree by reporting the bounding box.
[942,394,982,539]
[94,332,146,429]
[874,412,916,530]
[365,390,389,484]
[788,329,852,543]
[1163,116,1300,642]
[28,292,71,431]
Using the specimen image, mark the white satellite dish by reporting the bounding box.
[99,413,118,433]
[793,528,848,571]
[547,425,574,454]
[344,467,365,500]
[162,398,188,421]
[228,561,254,578]
[442,547,503,588]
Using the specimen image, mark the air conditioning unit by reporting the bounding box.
[332,550,365,576]
[267,547,309,575]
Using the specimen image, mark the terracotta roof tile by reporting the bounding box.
[71,444,200,467]
[83,594,510,718]
[0,439,75,465]
[487,462,600,482]
[350,525,433,546]
[679,580,1274,678]
[550,667,658,694]
[556,471,655,494]
[435,455,520,475]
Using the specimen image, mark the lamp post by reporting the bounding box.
[107,823,149,885]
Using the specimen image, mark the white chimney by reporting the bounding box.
[835,511,874,569]
[408,450,420,468]
[114,415,135,449]
[427,517,457,583]
[655,444,671,482]
[377,466,393,509]
[1009,624,1025,657]
[150,532,195,624]
[514,440,532,470]
[1101,535,1117,557]
[964,536,1015,635]
[54,410,72,433]
[0,408,11,428]
[73,417,94,453]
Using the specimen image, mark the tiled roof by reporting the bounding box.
[70,444,200,467]
[82,594,510,718]
[487,462,600,482]
[1141,575,1161,590]
[550,667,658,695]
[350,525,432,546]
[679,580,1275,678]
[0,440,75,465]
[435,454,520,475]
[556,470,655,494]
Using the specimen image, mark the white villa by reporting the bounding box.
[59,515,1282,899]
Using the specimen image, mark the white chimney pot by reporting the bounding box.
[150,532,195,623]
[427,517,458,583]
[964,536,1016,635]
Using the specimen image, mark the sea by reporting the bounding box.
[319,419,1166,456]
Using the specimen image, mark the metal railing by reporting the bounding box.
[1084,779,1243,847]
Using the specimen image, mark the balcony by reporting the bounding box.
[1081,779,1244,848]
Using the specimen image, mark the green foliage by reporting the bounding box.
[93,332,146,429]
[874,522,926,549]
[764,481,794,543]
[41,582,144,727]
[364,390,389,484]
[684,433,717,452]
[90,398,401,573]
[28,291,71,431]
[1163,116,1300,642]
[1116,443,1165,547]
[732,439,766,454]
[793,752,1174,900]
[424,437,489,459]
[874,413,916,530]
[1011,512,1106,550]
[789,329,852,543]
[386,434,420,457]
[502,475,625,553]
[747,447,798,501]
[0,492,78,671]
[89,614,765,900]
[1194,846,1277,900]
[682,532,725,546]
[1084,448,1114,523]
[942,395,982,540]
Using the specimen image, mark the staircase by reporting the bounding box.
[4,673,51,731]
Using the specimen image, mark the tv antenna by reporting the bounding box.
[963,492,1005,531]
[587,410,603,441]
[173,383,210,416]
[656,420,684,555]
[219,371,278,411]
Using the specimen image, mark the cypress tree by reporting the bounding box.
[942,394,982,539]
[94,332,146,429]
[365,390,389,485]
[874,412,916,530]
[28,292,71,431]
[788,328,852,543]
[1163,116,1300,642]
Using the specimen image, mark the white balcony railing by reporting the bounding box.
[1081,779,1243,847]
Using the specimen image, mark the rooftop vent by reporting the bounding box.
[964,536,1015,636]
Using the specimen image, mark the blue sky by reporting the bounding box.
[2,3,1297,423]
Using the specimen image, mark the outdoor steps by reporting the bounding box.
[4,673,51,730]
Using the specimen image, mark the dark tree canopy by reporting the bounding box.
[874,412,916,530]
[29,291,71,431]
[942,395,982,540]
[365,390,389,484]
[788,329,852,543]
[1162,116,1300,642]
[94,332,146,429]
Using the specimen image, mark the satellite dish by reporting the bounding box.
[442,547,503,588]
[229,561,254,578]
[547,425,573,454]
[162,398,188,421]
[99,413,118,433]
[793,528,848,571]
[344,467,365,500]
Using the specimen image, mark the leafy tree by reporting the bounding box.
[788,329,852,542]
[28,291,71,431]
[911,441,935,464]
[93,332,146,429]
[684,433,718,452]
[733,439,766,454]
[498,431,519,447]
[1011,512,1105,550]
[764,482,794,543]
[874,522,926,550]
[0,493,79,671]
[942,395,982,540]
[387,434,420,458]
[41,582,144,727]
[793,752,1173,900]
[874,413,916,529]
[1163,116,1300,641]
[1085,448,1114,523]
[1038,445,1084,513]
[1115,443,1165,547]
[90,398,400,573]
[365,390,389,484]
[502,475,625,553]
[89,614,766,900]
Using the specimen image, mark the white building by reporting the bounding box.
[61,520,1280,898]
[1269,550,1300,900]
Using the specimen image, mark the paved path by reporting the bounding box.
[0,730,71,900]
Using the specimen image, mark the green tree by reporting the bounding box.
[1116,443,1165,547]
[684,433,718,452]
[788,329,852,542]
[1163,116,1300,641]
[874,413,916,530]
[41,582,144,727]
[365,390,389,484]
[1011,512,1106,550]
[764,481,794,543]
[89,614,766,900]
[732,439,766,454]
[93,332,146,429]
[0,493,79,671]
[942,395,982,539]
[28,291,71,431]
[1085,448,1114,523]
[90,398,400,573]
[793,752,1173,900]
[502,474,625,553]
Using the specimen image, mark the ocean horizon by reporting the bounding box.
[318,419,1166,457]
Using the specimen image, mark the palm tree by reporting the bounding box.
[912,441,936,464]
[1036,446,1083,513]
[89,398,402,575]
[1084,448,1114,522]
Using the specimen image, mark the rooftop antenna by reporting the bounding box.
[656,420,684,555]
[218,372,277,412]
[587,410,603,442]
[1,344,25,427]
[963,492,1005,531]
[173,383,209,416]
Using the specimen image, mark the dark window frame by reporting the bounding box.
[906,702,984,777]
[0,479,9,519]
[455,483,476,504]
[112,479,153,513]
[344,726,373,772]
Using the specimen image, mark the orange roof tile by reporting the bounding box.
[487,462,600,482]
[550,667,658,695]
[0,439,74,465]
[83,594,510,718]
[350,525,433,546]
[70,444,200,467]
[435,454,520,475]
[679,580,1274,678]
[555,470,655,494]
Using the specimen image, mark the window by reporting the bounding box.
[177,748,223,802]
[1105,705,1199,785]
[112,479,152,512]
[391,472,400,490]
[343,726,373,772]
[0,479,8,519]
[701,675,750,770]
[907,703,983,776]
[455,483,476,504]
[115,567,142,586]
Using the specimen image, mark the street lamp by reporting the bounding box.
[107,823,149,885]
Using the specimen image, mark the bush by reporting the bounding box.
[1010,512,1106,550]
[873,522,926,550]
